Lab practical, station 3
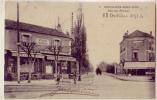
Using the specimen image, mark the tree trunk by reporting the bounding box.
[55,60,58,76]
[28,61,33,83]
[78,59,82,81]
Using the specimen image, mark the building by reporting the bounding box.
[5,19,77,81]
[118,30,155,75]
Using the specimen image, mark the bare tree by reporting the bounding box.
[46,44,64,85]
[47,45,62,75]
[19,41,40,83]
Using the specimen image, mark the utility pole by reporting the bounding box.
[17,2,20,84]
[155,2,156,41]
[71,12,74,38]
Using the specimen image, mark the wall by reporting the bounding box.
[120,37,155,62]
[5,29,72,56]
[5,30,17,51]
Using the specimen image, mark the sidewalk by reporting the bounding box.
[5,73,93,86]
[4,73,93,93]
[103,72,154,82]
[5,79,57,86]
[4,79,75,92]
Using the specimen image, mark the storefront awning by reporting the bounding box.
[124,62,155,69]
[11,51,76,62]
[12,51,43,58]
[47,55,76,61]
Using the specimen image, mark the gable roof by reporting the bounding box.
[120,30,154,45]
[126,30,154,38]
[5,19,70,39]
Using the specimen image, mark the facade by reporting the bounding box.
[5,19,77,81]
[118,30,155,75]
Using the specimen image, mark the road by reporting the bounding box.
[5,73,155,99]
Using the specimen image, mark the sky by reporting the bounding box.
[5,1,155,69]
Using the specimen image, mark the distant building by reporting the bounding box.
[119,30,155,75]
[5,19,77,81]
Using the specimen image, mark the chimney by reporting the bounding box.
[123,30,128,39]
[57,16,62,32]
[150,31,152,35]
[125,30,128,36]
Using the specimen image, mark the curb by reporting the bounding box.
[103,73,155,82]
[114,76,155,82]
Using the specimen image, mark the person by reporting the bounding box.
[96,67,102,75]
[96,68,98,75]
[73,70,77,84]
[56,74,61,85]
[99,69,102,75]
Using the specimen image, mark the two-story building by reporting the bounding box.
[5,19,77,80]
[119,30,155,75]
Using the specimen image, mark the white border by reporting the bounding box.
[4,0,156,2]
[1,0,156,100]
[0,0,4,100]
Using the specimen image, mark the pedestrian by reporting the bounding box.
[96,67,102,75]
[99,69,102,75]
[73,70,77,84]
[56,74,61,85]
[96,68,99,75]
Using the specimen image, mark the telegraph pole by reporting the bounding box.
[71,12,74,38]
[17,2,20,84]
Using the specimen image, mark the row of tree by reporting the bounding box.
[17,40,63,83]
[71,5,93,78]
[97,61,115,73]
[14,4,93,83]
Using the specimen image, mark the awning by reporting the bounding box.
[12,51,43,58]
[11,51,76,62]
[124,62,155,69]
[47,56,76,61]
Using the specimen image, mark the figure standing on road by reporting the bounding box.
[96,67,102,75]
[73,70,77,84]
[56,74,61,85]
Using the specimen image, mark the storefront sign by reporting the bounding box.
[36,38,50,46]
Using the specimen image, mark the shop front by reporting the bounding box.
[4,50,77,81]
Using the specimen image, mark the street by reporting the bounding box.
[5,73,155,99]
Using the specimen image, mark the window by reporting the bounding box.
[148,53,155,61]
[120,47,125,53]
[148,43,153,50]
[23,35,30,42]
[132,51,138,61]
[21,33,31,43]
[54,39,61,47]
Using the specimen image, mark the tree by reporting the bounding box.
[72,8,83,81]
[47,45,62,75]
[97,61,108,72]
[72,5,91,80]
[97,62,115,73]
[19,41,40,83]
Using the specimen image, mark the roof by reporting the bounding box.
[5,19,70,39]
[126,30,154,38]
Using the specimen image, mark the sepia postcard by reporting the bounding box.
[2,0,156,99]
